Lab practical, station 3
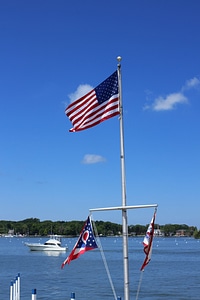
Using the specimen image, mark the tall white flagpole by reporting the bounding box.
[117,56,130,300]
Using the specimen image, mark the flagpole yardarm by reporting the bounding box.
[89,204,158,212]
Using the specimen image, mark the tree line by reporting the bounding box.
[0,218,199,238]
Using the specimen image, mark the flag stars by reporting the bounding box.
[95,71,118,104]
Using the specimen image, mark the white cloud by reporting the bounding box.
[82,154,106,164]
[145,76,200,111]
[184,77,200,90]
[68,84,93,103]
[152,92,188,111]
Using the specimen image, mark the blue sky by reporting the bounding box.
[1,0,200,228]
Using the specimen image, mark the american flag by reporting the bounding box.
[140,211,156,271]
[65,71,119,132]
[61,216,98,268]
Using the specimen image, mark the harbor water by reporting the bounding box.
[0,236,199,299]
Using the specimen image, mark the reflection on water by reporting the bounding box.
[41,250,65,257]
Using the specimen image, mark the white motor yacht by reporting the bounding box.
[25,235,68,251]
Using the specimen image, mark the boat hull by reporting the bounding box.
[25,243,68,251]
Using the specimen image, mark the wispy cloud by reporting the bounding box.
[82,154,106,164]
[182,77,200,91]
[68,84,93,103]
[144,76,200,111]
[151,93,188,111]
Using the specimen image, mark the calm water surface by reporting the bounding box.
[0,236,200,299]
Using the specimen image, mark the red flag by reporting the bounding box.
[140,211,156,271]
[65,71,119,132]
[61,216,98,268]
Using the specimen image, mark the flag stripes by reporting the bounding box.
[65,71,119,132]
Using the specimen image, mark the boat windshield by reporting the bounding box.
[44,242,61,246]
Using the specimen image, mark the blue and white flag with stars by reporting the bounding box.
[61,216,98,268]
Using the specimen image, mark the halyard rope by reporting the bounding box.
[135,269,144,300]
[91,215,117,300]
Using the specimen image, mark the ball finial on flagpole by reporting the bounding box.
[117,56,122,62]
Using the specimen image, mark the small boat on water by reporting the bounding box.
[25,235,68,251]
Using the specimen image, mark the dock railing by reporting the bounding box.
[9,277,99,300]
[10,273,20,300]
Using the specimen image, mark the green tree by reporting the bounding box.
[193,229,200,239]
